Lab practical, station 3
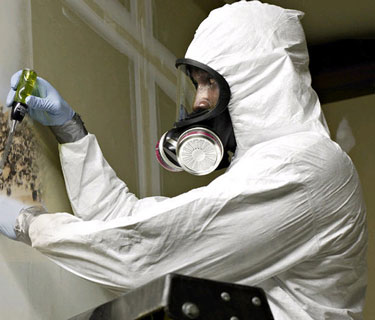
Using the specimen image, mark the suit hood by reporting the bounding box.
[184,1,330,157]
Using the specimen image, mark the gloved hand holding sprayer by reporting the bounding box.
[0,69,84,240]
[6,69,75,126]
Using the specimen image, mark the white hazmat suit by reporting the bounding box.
[15,2,367,319]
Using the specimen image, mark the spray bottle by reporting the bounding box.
[0,69,37,173]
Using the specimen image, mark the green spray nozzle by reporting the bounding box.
[0,69,38,174]
[11,69,37,122]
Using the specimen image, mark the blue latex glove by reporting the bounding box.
[6,70,75,126]
[0,198,25,240]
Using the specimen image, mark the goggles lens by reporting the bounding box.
[176,65,220,121]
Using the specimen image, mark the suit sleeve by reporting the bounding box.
[15,135,325,291]
[58,134,167,221]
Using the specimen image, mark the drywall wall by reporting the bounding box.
[0,1,128,319]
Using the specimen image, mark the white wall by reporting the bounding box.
[0,1,117,319]
[0,0,33,104]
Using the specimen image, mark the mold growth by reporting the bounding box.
[0,106,41,203]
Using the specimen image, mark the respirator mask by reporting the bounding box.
[155,58,236,176]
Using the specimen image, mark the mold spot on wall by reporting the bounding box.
[0,106,41,203]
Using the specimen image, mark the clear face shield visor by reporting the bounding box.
[176,64,221,122]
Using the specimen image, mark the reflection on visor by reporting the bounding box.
[176,65,220,121]
[178,104,188,120]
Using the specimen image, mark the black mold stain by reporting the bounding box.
[0,106,41,202]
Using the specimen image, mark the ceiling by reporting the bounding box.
[197,0,375,45]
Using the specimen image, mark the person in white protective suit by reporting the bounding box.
[0,1,368,319]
